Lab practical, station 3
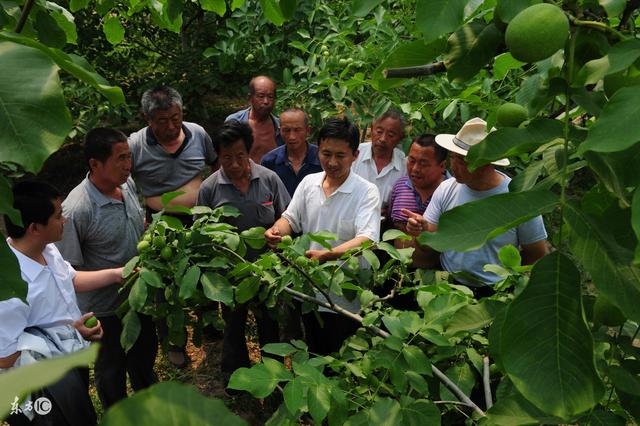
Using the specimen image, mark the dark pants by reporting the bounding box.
[221,304,280,374]
[302,311,359,356]
[94,314,158,409]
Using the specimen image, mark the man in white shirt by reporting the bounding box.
[351,109,407,216]
[265,117,381,354]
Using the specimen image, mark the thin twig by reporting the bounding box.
[384,62,446,79]
[432,365,485,417]
[483,356,493,409]
[15,0,35,33]
[275,251,335,309]
[433,400,473,406]
[570,17,627,40]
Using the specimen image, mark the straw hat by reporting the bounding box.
[434,117,509,166]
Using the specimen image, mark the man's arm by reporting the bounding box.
[306,236,371,262]
[73,268,124,292]
[403,208,440,268]
[521,240,549,265]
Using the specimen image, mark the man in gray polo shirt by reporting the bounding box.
[197,119,290,392]
[57,128,157,409]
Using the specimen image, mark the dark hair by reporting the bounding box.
[280,108,309,126]
[5,181,61,238]
[248,76,276,96]
[141,86,183,118]
[213,120,253,154]
[317,117,360,154]
[413,134,447,163]
[375,109,406,135]
[84,128,128,166]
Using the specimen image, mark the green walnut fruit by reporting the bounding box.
[84,316,98,328]
[496,103,528,128]
[245,53,255,62]
[160,246,173,260]
[593,296,626,327]
[281,235,293,244]
[338,58,348,66]
[152,236,166,249]
[137,240,151,253]
[295,255,309,268]
[505,4,569,63]
[322,50,330,57]
[143,233,152,242]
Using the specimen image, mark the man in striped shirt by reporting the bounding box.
[388,134,447,246]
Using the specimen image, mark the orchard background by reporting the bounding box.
[2,0,640,425]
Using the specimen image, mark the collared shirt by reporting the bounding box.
[128,122,217,197]
[197,161,291,259]
[388,176,429,224]
[0,242,81,357]
[225,107,284,146]
[56,176,144,315]
[424,174,547,284]
[351,142,407,206]
[261,143,323,197]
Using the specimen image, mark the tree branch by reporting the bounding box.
[483,356,493,409]
[15,0,36,33]
[276,251,335,309]
[618,0,640,30]
[383,62,446,79]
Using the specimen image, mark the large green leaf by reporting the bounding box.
[120,309,141,352]
[565,202,640,322]
[500,252,605,419]
[352,0,384,17]
[486,379,564,425]
[399,399,440,425]
[575,38,640,86]
[101,382,246,425]
[199,0,227,15]
[467,119,564,169]
[228,357,292,398]
[445,21,502,83]
[0,32,124,105]
[0,236,27,304]
[201,271,233,306]
[345,397,402,426]
[445,299,505,335]
[0,41,70,173]
[584,144,640,205]
[0,345,98,419]
[415,0,467,42]
[579,86,640,154]
[439,362,475,402]
[259,0,285,26]
[34,10,66,48]
[103,15,125,45]
[494,0,542,23]
[417,190,559,252]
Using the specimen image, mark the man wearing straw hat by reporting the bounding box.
[403,117,548,296]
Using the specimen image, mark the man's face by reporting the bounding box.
[219,139,251,181]
[147,104,183,143]
[407,143,445,190]
[92,142,132,187]
[449,152,473,184]
[280,111,309,150]
[371,117,403,157]
[249,78,276,118]
[40,198,65,243]
[318,138,357,183]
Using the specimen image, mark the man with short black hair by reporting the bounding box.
[57,128,158,409]
[226,76,283,163]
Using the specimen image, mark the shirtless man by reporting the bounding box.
[226,75,283,163]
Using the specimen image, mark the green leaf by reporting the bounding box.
[418,190,559,252]
[579,86,640,154]
[382,228,410,242]
[415,0,467,43]
[228,358,292,398]
[382,315,409,339]
[240,226,266,249]
[400,399,440,426]
[283,377,306,415]
[375,39,446,91]
[103,15,125,45]
[121,309,141,352]
[279,0,296,19]
[178,265,200,299]
[584,146,640,205]
[439,362,476,401]
[493,52,525,80]
[0,32,124,105]
[159,190,185,207]
[308,383,331,424]
[499,245,521,268]
[140,268,164,288]
[46,3,78,45]
[101,381,246,426]
[486,380,564,425]
[0,41,71,173]
[495,0,542,23]
[201,272,233,306]
[122,255,139,277]
[565,202,640,322]
[346,397,402,426]
[609,365,640,396]
[361,249,380,270]
[259,0,285,26]
[199,0,227,15]
[128,277,148,310]
[235,276,260,303]
[467,119,564,169]
[599,0,628,18]
[35,10,66,48]
[402,345,431,375]
[263,342,297,356]
[445,21,502,83]
[0,345,98,419]
[446,299,505,334]
[500,252,605,419]
[70,0,90,12]
[0,239,27,303]
[0,176,20,226]
[352,0,384,17]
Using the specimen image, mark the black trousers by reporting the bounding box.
[302,311,359,356]
[94,314,158,409]
[221,303,280,374]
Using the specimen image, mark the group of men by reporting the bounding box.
[1,74,548,424]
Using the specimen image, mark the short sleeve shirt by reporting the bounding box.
[260,143,323,197]
[351,142,406,207]
[0,242,81,357]
[128,122,217,197]
[424,174,548,284]
[56,176,144,315]
[225,107,284,146]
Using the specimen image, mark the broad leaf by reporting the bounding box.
[0,239,27,303]
[103,15,125,45]
[382,228,410,242]
[0,345,98,419]
[283,377,306,415]
[579,86,640,154]
[439,362,475,402]
[101,382,246,425]
[576,38,640,85]
[445,21,502,83]
[235,276,260,303]
[0,41,70,173]
[374,38,446,90]
[178,265,200,299]
[345,397,402,426]
[201,272,233,306]
[259,0,285,26]
[466,119,564,169]
[128,277,148,310]
[402,345,431,375]
[121,310,141,352]
[486,380,564,426]
[263,342,297,356]
[494,0,542,23]
[352,0,384,17]
[584,144,640,205]
[160,190,186,207]
[140,268,164,288]
[501,252,605,419]
[228,358,292,398]
[446,299,505,334]
[493,53,525,80]
[565,202,640,322]
[240,226,266,249]
[415,0,466,43]
[307,383,331,424]
[417,190,559,252]
[199,0,227,15]
[34,10,66,48]
[399,399,440,426]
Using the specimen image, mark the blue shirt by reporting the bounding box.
[261,143,323,196]
[225,107,284,146]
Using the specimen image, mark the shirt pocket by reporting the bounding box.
[256,203,276,228]
[337,218,355,241]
